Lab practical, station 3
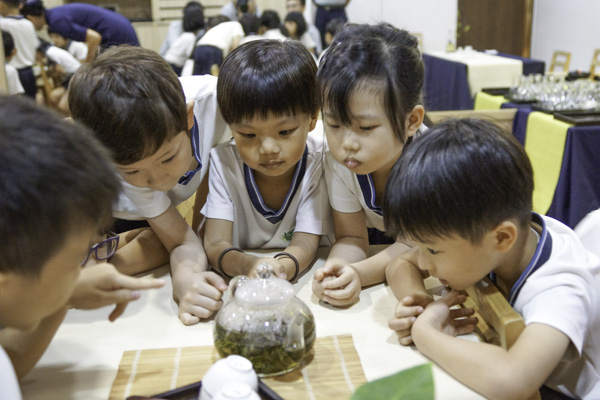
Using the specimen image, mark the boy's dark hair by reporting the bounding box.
[68,46,187,165]
[284,11,307,38]
[325,18,344,36]
[20,0,45,17]
[0,96,120,277]
[259,10,281,30]
[239,12,259,36]
[383,118,534,245]
[317,23,425,145]
[2,30,14,58]
[217,39,318,124]
[1,0,20,8]
[182,1,205,32]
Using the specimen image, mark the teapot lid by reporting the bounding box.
[234,264,294,306]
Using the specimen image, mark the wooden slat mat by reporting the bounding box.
[110,334,366,400]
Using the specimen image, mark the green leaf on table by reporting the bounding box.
[350,363,434,400]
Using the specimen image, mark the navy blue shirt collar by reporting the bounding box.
[356,174,382,215]
[178,117,202,185]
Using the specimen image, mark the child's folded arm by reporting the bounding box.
[412,291,570,400]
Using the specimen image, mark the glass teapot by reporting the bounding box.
[213,264,316,377]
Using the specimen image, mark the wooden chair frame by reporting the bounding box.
[549,50,571,73]
[589,49,600,80]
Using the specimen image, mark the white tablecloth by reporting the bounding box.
[20,247,484,400]
[426,50,523,97]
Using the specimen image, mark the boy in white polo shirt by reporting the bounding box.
[202,39,331,280]
[68,46,229,325]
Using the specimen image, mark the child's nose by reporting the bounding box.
[341,131,359,152]
[259,138,280,154]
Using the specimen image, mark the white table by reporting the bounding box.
[425,50,523,97]
[20,247,484,400]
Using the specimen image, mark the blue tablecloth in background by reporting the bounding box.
[495,52,546,76]
[422,53,473,111]
[512,109,600,228]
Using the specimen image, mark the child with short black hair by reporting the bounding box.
[202,39,331,279]
[312,23,426,307]
[164,2,205,76]
[68,46,229,325]
[383,118,600,399]
[0,96,163,398]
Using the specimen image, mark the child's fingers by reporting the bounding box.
[394,304,424,319]
[179,311,201,326]
[398,335,414,346]
[112,274,166,290]
[388,316,416,332]
[108,303,128,322]
[203,271,228,292]
[321,274,352,290]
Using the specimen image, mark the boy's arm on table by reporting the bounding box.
[412,291,569,400]
[0,307,67,380]
[280,232,321,279]
[149,204,227,325]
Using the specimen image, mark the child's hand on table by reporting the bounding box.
[411,290,478,339]
[172,269,228,326]
[388,292,434,345]
[312,264,361,307]
[69,263,166,322]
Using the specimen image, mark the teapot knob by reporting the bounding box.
[257,263,274,279]
[229,275,249,298]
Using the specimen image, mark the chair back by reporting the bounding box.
[549,50,571,73]
[589,49,600,80]
[462,277,541,400]
[428,108,517,134]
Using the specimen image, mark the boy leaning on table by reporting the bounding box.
[0,97,164,399]
[68,46,230,326]
[383,118,600,399]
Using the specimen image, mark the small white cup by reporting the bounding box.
[212,382,261,400]
[199,355,258,400]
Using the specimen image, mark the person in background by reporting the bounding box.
[20,0,139,63]
[0,96,164,400]
[219,0,259,22]
[312,0,349,50]
[191,20,243,76]
[258,10,285,41]
[284,11,316,56]
[164,1,205,76]
[0,0,39,98]
[159,1,204,58]
[203,39,331,280]
[383,118,600,399]
[286,0,322,56]
[237,12,261,45]
[68,46,230,326]
[1,29,25,95]
[312,24,426,307]
[48,28,87,62]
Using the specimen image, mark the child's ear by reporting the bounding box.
[186,101,195,130]
[405,105,425,139]
[492,220,518,253]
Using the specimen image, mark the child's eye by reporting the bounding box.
[124,170,139,175]
[239,133,256,139]
[427,248,439,255]
[162,155,176,164]
[279,129,294,136]
[360,126,375,131]
[326,123,340,129]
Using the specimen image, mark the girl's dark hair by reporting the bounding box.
[217,39,318,124]
[239,13,259,35]
[284,12,307,39]
[259,10,281,30]
[383,118,533,244]
[317,23,425,144]
[182,2,205,32]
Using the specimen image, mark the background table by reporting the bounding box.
[423,51,523,111]
[20,247,484,400]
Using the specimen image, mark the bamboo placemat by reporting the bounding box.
[110,334,367,400]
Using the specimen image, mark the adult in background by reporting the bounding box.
[312,0,349,50]
[20,0,139,63]
[219,0,259,22]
